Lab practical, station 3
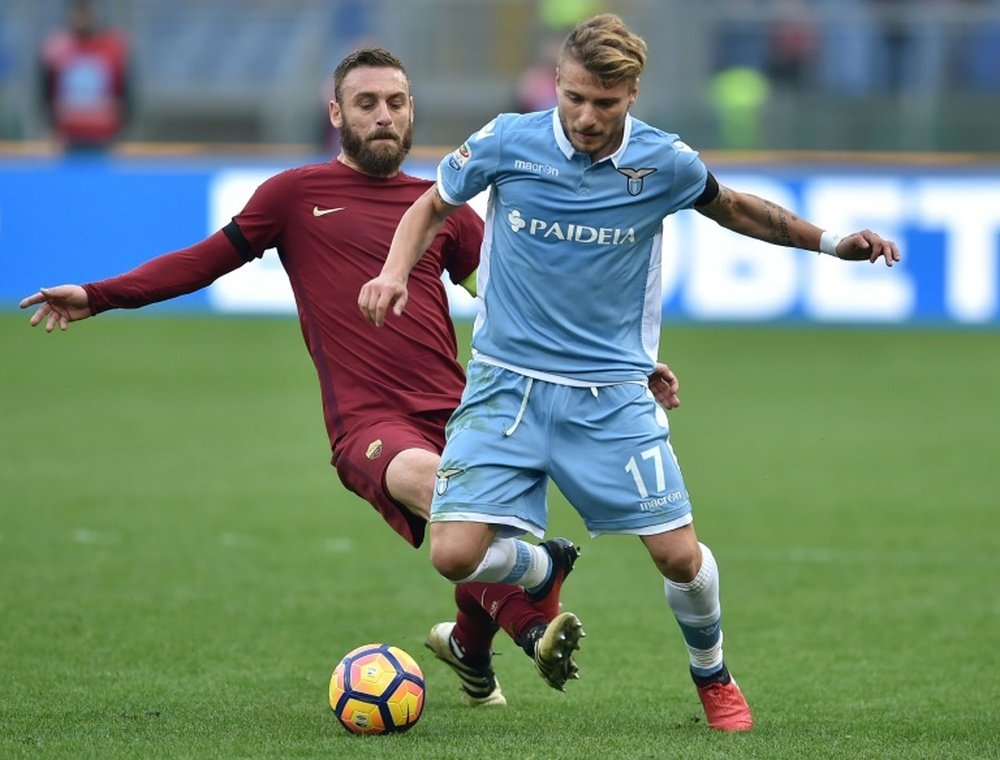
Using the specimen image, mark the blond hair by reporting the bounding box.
[558,13,647,86]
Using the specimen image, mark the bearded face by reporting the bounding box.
[338,116,414,177]
[331,66,415,177]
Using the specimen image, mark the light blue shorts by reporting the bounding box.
[430,361,694,538]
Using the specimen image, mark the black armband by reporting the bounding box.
[222,220,254,263]
[694,171,720,207]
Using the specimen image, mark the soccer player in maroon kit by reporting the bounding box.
[20,48,622,704]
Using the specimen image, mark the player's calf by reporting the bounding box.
[527,537,581,619]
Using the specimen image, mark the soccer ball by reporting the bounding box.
[329,643,425,735]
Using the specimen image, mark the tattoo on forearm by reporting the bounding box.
[759,197,796,246]
[717,186,734,209]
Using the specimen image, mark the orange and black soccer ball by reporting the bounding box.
[329,643,425,735]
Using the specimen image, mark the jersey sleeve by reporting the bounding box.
[670,138,710,211]
[83,230,244,314]
[440,203,483,284]
[82,170,299,314]
[436,115,504,206]
[229,169,296,255]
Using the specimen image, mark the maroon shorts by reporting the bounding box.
[331,410,450,548]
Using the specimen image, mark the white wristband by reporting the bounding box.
[819,230,844,257]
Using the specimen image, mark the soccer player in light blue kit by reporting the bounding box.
[360,14,900,731]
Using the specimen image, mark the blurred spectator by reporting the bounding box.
[537,0,602,31]
[814,0,882,96]
[515,32,561,112]
[817,0,947,96]
[515,0,600,112]
[712,2,768,75]
[871,0,947,94]
[713,0,818,91]
[708,0,773,149]
[0,14,19,139]
[709,66,770,149]
[958,0,1000,92]
[764,0,817,88]
[39,0,132,151]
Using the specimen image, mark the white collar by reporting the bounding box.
[551,107,632,167]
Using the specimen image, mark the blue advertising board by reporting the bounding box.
[1,153,998,325]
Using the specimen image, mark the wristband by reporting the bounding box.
[819,230,844,257]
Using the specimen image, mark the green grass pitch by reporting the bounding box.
[1,313,998,759]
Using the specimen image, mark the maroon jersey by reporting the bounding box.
[85,159,482,456]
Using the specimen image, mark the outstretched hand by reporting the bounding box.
[648,362,681,410]
[837,229,901,267]
[19,285,92,332]
[358,273,409,327]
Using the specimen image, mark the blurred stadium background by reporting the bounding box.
[1,0,999,151]
[0,0,998,325]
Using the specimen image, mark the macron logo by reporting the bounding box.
[514,159,560,176]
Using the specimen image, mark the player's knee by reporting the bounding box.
[658,550,701,583]
[643,525,702,582]
[649,541,701,582]
[428,521,493,582]
[429,542,482,582]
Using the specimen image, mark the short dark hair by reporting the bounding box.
[332,48,410,103]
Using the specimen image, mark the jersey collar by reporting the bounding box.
[552,108,632,167]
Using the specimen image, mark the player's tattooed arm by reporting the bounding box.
[697,183,820,249]
[714,184,734,211]
[757,197,795,247]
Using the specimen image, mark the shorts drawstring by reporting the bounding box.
[502,380,601,437]
[503,377,534,437]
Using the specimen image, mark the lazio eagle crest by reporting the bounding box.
[616,166,657,196]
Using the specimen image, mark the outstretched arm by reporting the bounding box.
[696,182,901,266]
[19,285,92,332]
[358,185,460,327]
[18,231,245,333]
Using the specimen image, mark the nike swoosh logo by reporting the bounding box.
[313,206,345,217]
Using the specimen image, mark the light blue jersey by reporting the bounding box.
[438,109,708,384]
